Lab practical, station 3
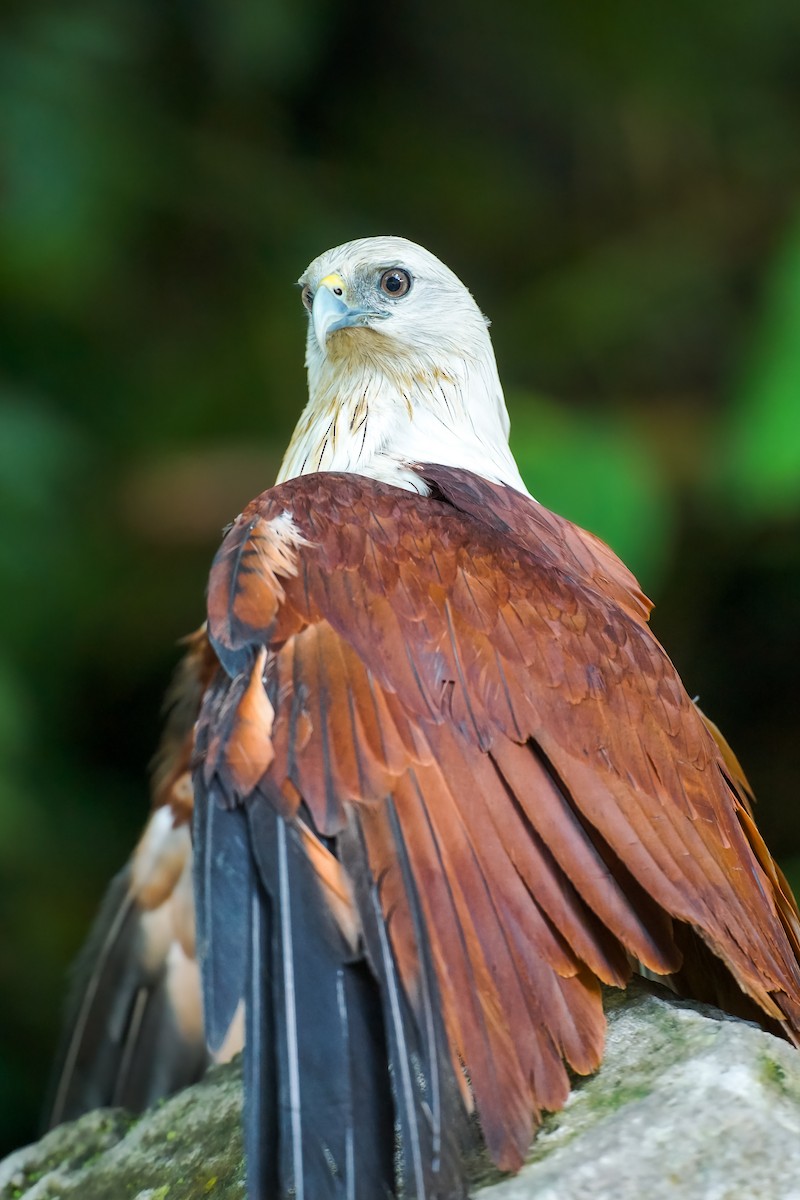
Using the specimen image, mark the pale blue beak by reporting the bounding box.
[312,276,370,349]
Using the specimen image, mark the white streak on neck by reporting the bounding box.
[276,331,530,497]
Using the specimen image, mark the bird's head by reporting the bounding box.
[278,235,527,495]
[300,235,492,377]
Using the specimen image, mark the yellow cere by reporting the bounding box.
[319,272,346,294]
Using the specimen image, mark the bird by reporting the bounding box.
[47,235,800,1199]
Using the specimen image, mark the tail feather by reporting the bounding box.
[193,791,251,1052]
[245,873,279,1200]
[244,796,395,1199]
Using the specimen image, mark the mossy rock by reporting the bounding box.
[4,984,800,1199]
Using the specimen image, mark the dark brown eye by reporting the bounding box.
[301,284,313,311]
[379,268,412,298]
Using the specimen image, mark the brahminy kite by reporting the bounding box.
[47,237,800,1199]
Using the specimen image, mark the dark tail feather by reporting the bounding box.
[245,872,279,1200]
[193,790,251,1052]
[340,803,472,1200]
[44,864,208,1129]
[246,796,395,1200]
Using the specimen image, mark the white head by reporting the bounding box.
[276,235,528,495]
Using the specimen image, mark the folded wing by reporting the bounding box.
[197,467,800,1187]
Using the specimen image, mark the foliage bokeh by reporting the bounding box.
[2,0,800,1154]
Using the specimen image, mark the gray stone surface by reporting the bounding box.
[3,984,800,1199]
[0,1060,246,1200]
[482,986,800,1200]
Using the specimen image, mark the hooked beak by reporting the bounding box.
[312,273,370,350]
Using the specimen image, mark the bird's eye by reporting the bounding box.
[379,268,412,298]
[301,284,313,311]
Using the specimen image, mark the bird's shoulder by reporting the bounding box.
[207,465,653,675]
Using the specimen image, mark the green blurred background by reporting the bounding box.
[2,0,800,1156]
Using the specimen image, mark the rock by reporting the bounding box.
[482,985,800,1200]
[0,1062,245,1200]
[3,983,800,1199]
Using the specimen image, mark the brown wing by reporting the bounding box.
[46,628,225,1128]
[202,468,800,1172]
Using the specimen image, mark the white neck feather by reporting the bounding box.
[276,334,529,496]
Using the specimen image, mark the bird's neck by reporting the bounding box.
[276,347,529,495]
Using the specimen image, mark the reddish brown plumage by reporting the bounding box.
[184,464,800,1172]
